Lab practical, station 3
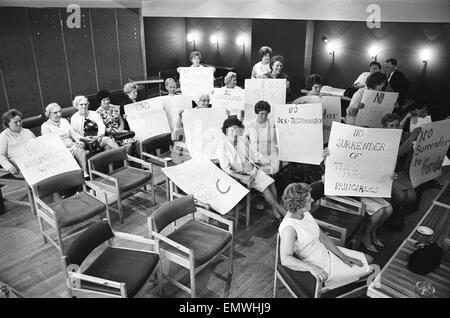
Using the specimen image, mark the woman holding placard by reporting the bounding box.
[216,117,286,223]
[243,101,279,175]
[0,109,35,176]
[263,55,291,96]
[251,46,273,79]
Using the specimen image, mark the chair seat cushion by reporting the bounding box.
[81,247,159,297]
[310,206,363,243]
[97,166,152,193]
[48,192,105,228]
[277,264,366,298]
[160,220,232,267]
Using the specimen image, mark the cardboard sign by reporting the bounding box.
[355,90,398,128]
[410,115,432,132]
[182,108,228,160]
[243,79,286,124]
[273,103,323,165]
[211,87,245,113]
[179,67,214,100]
[11,135,80,186]
[320,86,346,97]
[162,159,249,215]
[162,95,192,132]
[409,119,450,187]
[325,122,402,197]
[321,96,342,144]
[124,97,171,141]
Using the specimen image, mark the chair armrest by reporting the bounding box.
[141,152,171,165]
[90,169,118,184]
[195,207,234,232]
[126,154,153,170]
[151,231,191,254]
[85,180,108,194]
[34,196,56,217]
[315,219,346,246]
[113,231,156,247]
[87,171,118,193]
[68,271,122,290]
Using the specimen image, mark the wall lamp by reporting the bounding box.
[368,45,379,61]
[326,42,336,56]
[210,34,219,49]
[236,36,245,53]
[420,48,431,65]
[187,32,198,50]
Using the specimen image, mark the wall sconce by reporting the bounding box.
[321,36,328,43]
[236,36,245,53]
[187,32,198,50]
[420,48,431,65]
[368,45,379,61]
[210,34,219,49]
[326,42,336,56]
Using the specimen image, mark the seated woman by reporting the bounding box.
[243,101,279,175]
[70,95,119,154]
[345,72,388,125]
[163,78,185,132]
[223,72,242,89]
[251,46,272,79]
[120,82,141,130]
[41,103,87,173]
[263,55,291,96]
[216,117,286,222]
[96,89,135,147]
[194,93,212,109]
[0,109,35,176]
[292,74,323,104]
[279,183,374,287]
[353,61,382,89]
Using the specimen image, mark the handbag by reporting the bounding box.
[111,130,135,141]
[408,242,442,275]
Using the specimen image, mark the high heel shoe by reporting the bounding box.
[372,237,385,247]
[360,241,378,253]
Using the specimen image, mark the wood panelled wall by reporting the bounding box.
[0,7,145,118]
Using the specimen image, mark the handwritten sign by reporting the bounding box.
[182,108,228,160]
[410,115,432,132]
[325,122,402,197]
[321,96,342,144]
[124,97,171,140]
[355,90,398,128]
[409,119,450,187]
[179,67,214,100]
[10,135,80,186]
[162,159,248,215]
[211,87,245,114]
[162,95,192,132]
[320,86,346,97]
[273,103,323,165]
[244,79,286,124]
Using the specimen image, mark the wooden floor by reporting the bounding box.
[0,167,448,298]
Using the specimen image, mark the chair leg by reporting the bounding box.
[273,273,279,298]
[158,264,164,297]
[117,197,124,224]
[165,177,170,201]
[234,205,239,232]
[37,215,47,244]
[27,186,36,215]
[190,267,196,298]
[245,193,251,227]
[55,227,65,254]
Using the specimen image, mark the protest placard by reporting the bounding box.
[325,122,402,197]
[321,96,342,144]
[179,67,214,100]
[162,95,192,132]
[211,87,245,114]
[409,115,432,132]
[244,79,286,123]
[355,90,398,128]
[11,135,80,186]
[409,119,450,187]
[162,159,248,215]
[182,108,228,160]
[124,97,171,140]
[273,103,323,165]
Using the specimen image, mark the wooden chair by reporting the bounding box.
[0,169,36,215]
[31,169,111,254]
[273,234,374,298]
[63,219,159,298]
[88,147,154,223]
[148,195,234,298]
[138,133,173,200]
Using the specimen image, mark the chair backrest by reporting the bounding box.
[33,169,84,199]
[89,147,127,174]
[140,133,173,156]
[151,195,197,232]
[64,220,114,266]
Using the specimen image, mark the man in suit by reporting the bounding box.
[384,58,410,108]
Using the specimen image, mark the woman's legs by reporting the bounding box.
[361,209,385,253]
[100,136,119,150]
[371,206,393,247]
[262,184,286,219]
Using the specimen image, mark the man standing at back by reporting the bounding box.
[384,58,410,109]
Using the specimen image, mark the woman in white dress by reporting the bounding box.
[251,46,272,79]
[279,183,374,287]
[216,117,286,222]
[243,101,279,175]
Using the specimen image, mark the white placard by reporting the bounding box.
[162,159,249,215]
[211,87,245,113]
[179,67,214,100]
[182,108,228,160]
[162,95,192,132]
[321,96,342,144]
[410,115,432,132]
[325,122,402,197]
[244,79,286,123]
[124,97,171,141]
[11,134,80,186]
[320,86,346,97]
[273,103,323,165]
[409,119,450,187]
[355,90,398,128]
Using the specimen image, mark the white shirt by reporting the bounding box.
[353,72,370,86]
